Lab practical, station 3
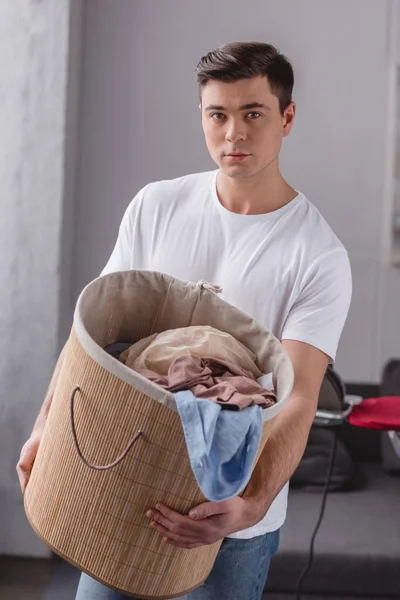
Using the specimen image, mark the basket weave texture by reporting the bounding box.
[25,271,294,599]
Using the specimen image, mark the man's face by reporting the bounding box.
[201,76,295,179]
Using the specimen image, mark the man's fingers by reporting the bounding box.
[150,520,195,544]
[16,459,31,493]
[148,511,199,538]
[16,436,41,494]
[164,537,204,549]
[155,504,189,524]
[16,455,32,492]
[18,453,33,472]
[147,506,202,536]
[17,452,34,478]
[189,501,227,520]
[17,469,28,493]
[146,510,175,532]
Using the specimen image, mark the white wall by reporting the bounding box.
[0,0,82,556]
[72,0,400,383]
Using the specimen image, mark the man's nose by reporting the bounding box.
[225,119,246,143]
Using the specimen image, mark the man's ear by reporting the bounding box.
[282,101,296,137]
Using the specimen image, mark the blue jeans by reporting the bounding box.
[75,530,280,600]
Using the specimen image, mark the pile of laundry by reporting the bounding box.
[107,325,277,501]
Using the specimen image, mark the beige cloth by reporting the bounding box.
[120,325,262,378]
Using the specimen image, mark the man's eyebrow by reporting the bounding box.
[239,102,270,111]
[204,104,226,111]
[204,102,270,111]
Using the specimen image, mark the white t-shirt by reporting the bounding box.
[101,169,352,539]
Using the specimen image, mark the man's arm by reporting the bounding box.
[16,345,66,492]
[241,339,329,518]
[146,340,329,548]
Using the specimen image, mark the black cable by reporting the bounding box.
[294,428,339,600]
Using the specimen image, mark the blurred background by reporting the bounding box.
[1,0,400,598]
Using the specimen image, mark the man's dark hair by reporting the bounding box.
[195,42,294,115]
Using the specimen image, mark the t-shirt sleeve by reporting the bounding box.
[281,249,352,361]
[100,189,143,276]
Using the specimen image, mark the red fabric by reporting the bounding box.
[348,396,400,431]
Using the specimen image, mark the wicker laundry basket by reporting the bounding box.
[24,271,294,599]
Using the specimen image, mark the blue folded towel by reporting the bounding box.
[175,390,263,502]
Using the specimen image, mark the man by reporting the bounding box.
[17,42,352,599]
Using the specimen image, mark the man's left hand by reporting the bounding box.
[146,496,263,549]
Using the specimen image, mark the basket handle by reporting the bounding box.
[70,385,144,470]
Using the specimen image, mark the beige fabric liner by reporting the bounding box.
[74,271,294,417]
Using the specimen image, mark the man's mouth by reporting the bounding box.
[224,152,250,161]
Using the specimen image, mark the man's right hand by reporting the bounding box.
[16,432,42,493]
[15,350,63,494]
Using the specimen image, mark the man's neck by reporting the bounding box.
[216,167,297,216]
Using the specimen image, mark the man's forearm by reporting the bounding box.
[243,394,316,520]
[32,345,66,434]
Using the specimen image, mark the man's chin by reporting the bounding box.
[220,164,256,180]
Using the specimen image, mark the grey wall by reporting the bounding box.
[0,0,83,556]
[72,0,400,382]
